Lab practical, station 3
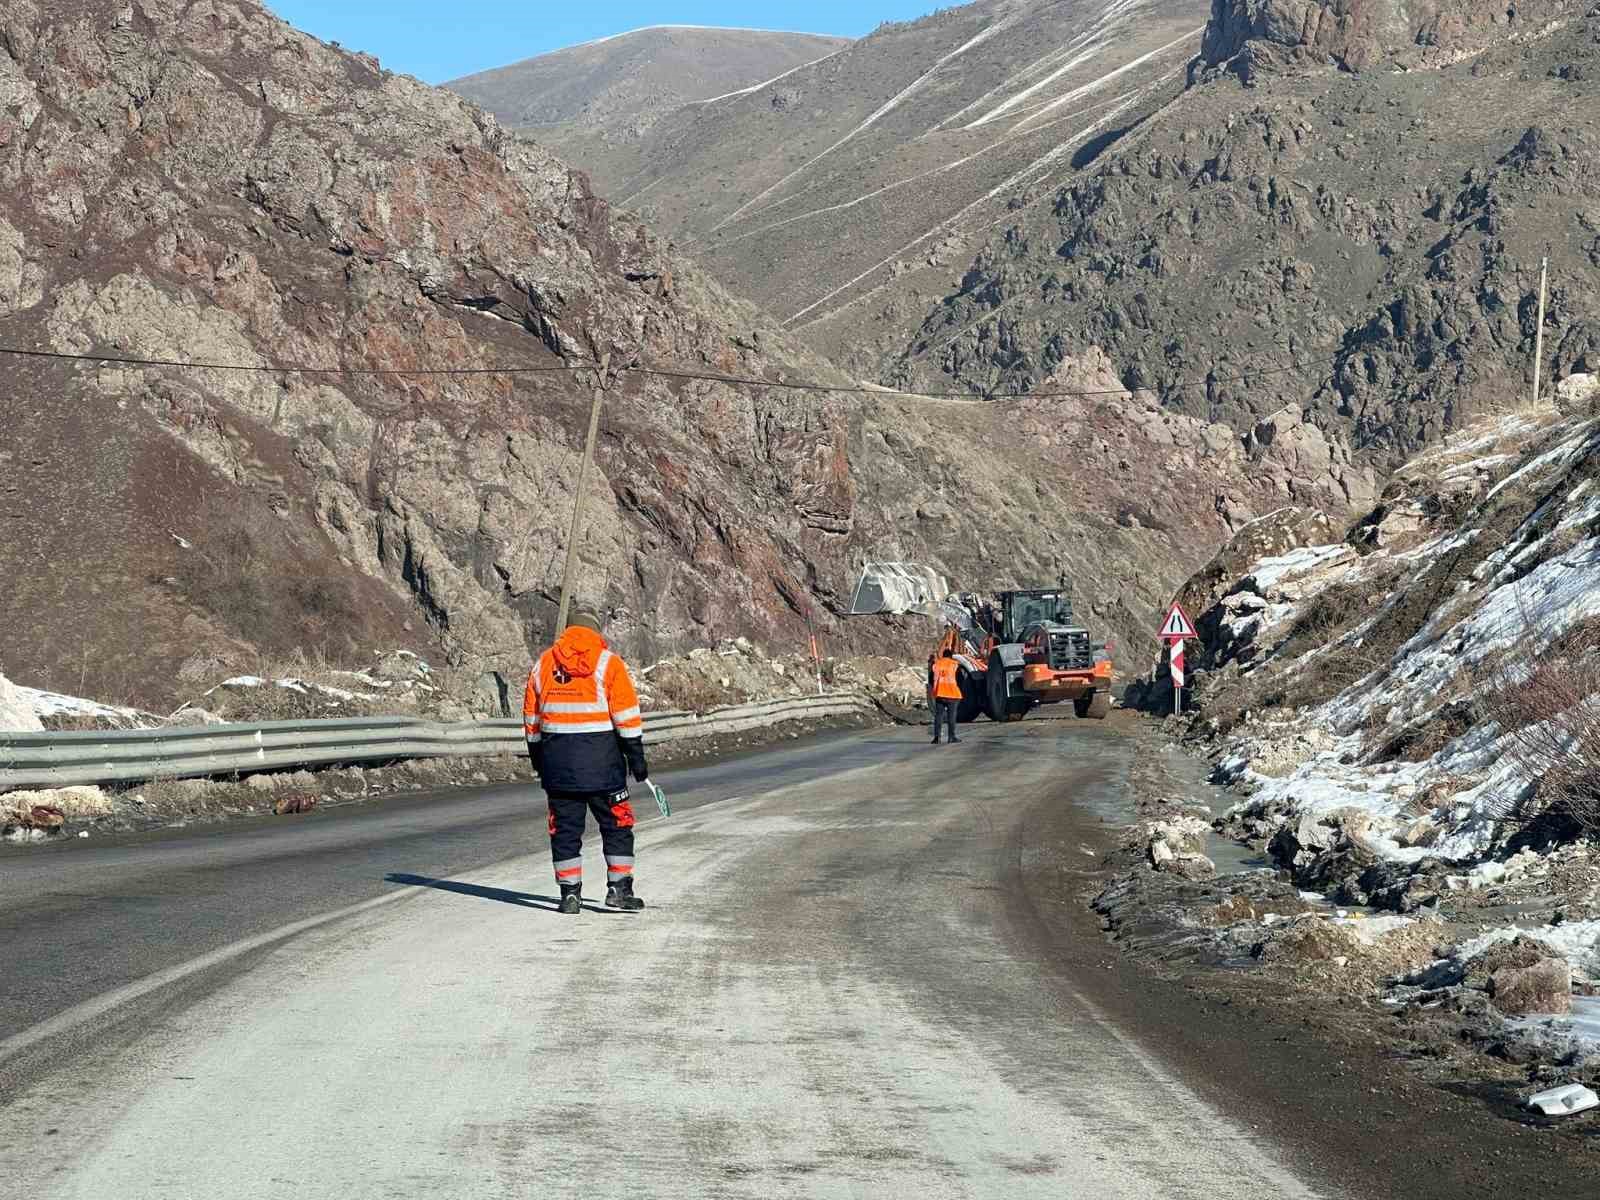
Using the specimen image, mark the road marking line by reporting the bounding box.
[0,749,912,1067]
[0,886,424,1067]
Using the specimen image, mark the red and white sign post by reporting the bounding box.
[1158,601,1198,717]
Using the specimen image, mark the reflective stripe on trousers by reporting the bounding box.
[548,791,636,886]
[554,857,583,883]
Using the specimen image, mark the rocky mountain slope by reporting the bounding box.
[527,0,1600,487]
[446,26,848,145]
[0,0,1342,713]
[529,0,1210,379]
[1153,377,1600,1054]
[902,0,1600,468]
[1177,375,1600,890]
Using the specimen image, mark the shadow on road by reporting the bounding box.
[384,872,620,915]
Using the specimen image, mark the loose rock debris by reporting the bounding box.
[1104,408,1600,1121]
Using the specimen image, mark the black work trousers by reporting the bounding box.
[931,699,959,743]
[547,788,636,890]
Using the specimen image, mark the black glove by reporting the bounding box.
[621,735,649,784]
[526,739,542,777]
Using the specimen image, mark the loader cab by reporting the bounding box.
[997,589,1074,643]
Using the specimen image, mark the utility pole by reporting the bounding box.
[554,351,610,637]
[1531,256,1549,410]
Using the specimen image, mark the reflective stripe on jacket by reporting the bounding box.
[931,657,963,701]
[524,626,647,793]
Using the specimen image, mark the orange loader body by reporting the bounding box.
[929,587,1114,723]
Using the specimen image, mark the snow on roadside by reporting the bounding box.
[15,685,149,728]
[1187,403,1600,906]
[206,676,382,703]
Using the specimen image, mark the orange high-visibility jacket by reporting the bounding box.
[524,626,647,793]
[931,657,963,701]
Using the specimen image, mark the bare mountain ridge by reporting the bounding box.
[902,0,1600,466]
[447,26,849,140]
[526,0,1600,480]
[0,0,1342,711]
[527,0,1212,379]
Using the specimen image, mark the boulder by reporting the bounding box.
[1362,864,1442,913]
[1464,935,1561,990]
[1489,958,1572,1016]
[1165,852,1218,881]
[1555,373,1599,413]
[169,706,226,726]
[1397,815,1438,848]
[374,651,426,682]
[1272,806,1385,882]
[468,672,509,718]
[1147,816,1210,856]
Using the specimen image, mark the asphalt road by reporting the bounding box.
[0,720,1322,1197]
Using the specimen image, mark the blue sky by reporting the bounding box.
[264,2,945,84]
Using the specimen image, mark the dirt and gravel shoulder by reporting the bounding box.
[1020,713,1600,1198]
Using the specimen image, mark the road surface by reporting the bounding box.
[0,720,1322,1198]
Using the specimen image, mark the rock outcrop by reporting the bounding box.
[1197,0,1581,80]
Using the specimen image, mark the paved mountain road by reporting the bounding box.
[0,721,1323,1198]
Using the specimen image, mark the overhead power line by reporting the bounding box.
[0,343,1330,401]
[0,345,590,377]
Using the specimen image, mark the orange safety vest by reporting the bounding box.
[931,657,963,701]
[523,626,645,743]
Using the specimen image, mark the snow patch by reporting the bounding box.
[14,686,146,726]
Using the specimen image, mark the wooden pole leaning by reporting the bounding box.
[555,351,611,637]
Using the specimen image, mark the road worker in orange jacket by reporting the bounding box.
[929,648,963,745]
[524,611,649,915]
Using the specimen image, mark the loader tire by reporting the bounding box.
[956,685,985,724]
[986,653,1031,722]
[1074,691,1112,721]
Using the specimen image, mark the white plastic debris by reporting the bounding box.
[1526,1084,1599,1117]
[846,562,949,616]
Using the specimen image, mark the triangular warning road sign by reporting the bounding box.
[1158,601,1198,641]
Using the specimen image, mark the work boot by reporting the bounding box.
[605,876,645,912]
[558,883,582,915]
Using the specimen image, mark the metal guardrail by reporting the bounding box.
[0,693,877,791]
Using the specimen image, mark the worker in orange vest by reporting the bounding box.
[523,611,649,914]
[928,648,963,745]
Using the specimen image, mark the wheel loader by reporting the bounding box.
[933,584,1114,722]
